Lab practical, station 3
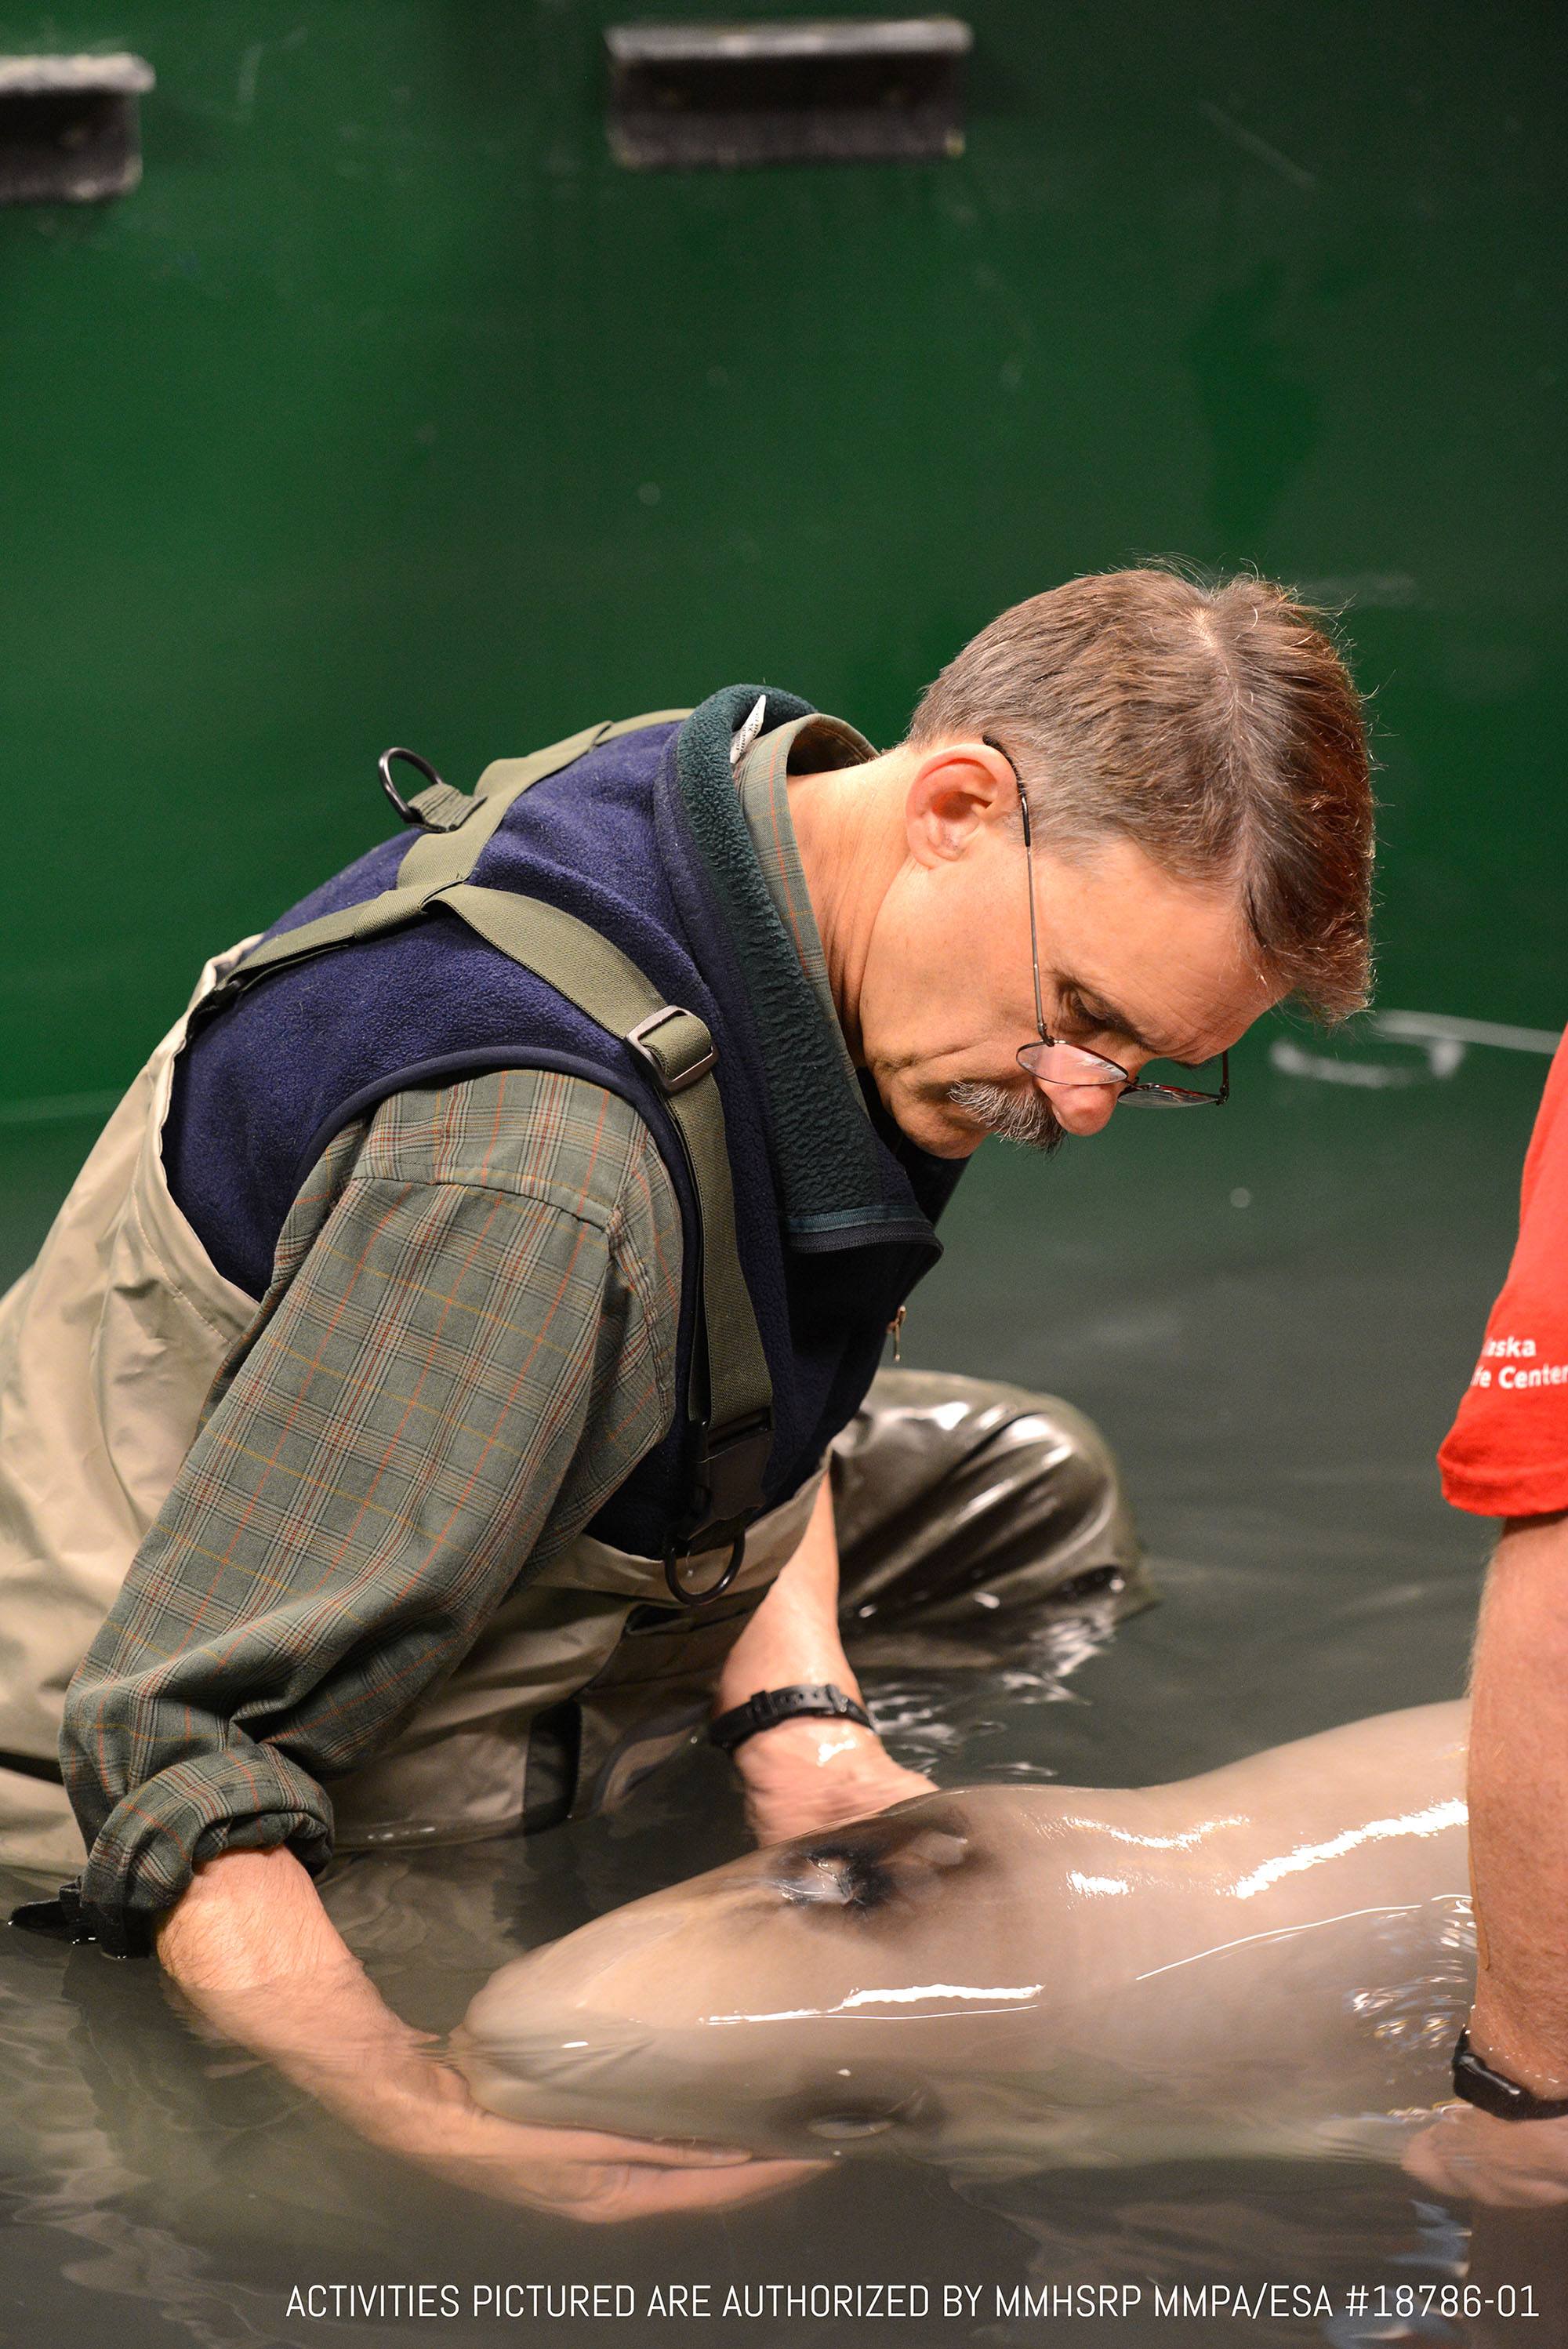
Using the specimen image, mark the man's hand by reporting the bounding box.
[158,1846,826,2223]
[715,1477,936,1846]
[732,1715,935,1846]
[383,2069,824,2224]
[1403,2104,1568,2209]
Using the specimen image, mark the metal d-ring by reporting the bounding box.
[379,746,447,826]
[664,1530,746,1607]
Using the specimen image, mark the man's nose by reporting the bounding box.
[1034,1080,1120,1136]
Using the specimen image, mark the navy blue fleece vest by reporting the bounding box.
[165,692,964,1559]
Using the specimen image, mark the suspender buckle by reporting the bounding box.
[695,1411,774,1525]
[662,1412,773,1606]
[626,1006,717,1095]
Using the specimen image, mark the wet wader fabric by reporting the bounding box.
[550,1367,1149,1832]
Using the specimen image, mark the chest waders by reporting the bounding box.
[191,714,772,1607]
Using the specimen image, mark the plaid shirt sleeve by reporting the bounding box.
[60,1069,682,1950]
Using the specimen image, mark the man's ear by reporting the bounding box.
[903,741,1018,870]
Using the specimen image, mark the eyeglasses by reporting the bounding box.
[983,735,1231,1111]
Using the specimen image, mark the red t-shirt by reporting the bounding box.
[1439,1031,1568,1519]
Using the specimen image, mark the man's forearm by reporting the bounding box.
[154,1846,451,2134]
[1466,1512,1568,2095]
[717,1476,868,1708]
[714,1477,933,1842]
[153,1846,815,2220]
[156,1844,344,1995]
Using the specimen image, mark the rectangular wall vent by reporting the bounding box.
[607,18,971,171]
[0,54,154,205]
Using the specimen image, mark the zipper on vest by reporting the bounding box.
[887,1305,906,1363]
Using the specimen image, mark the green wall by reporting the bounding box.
[2,2,1563,1113]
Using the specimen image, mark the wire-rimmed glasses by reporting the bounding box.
[982,735,1231,1111]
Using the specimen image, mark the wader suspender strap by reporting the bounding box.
[196,714,771,1602]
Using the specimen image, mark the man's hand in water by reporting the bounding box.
[731,1715,935,1846]
[715,1479,936,1846]
[352,2072,828,2224]
[158,1847,826,2224]
[345,2045,827,2223]
[1403,2104,1568,2209]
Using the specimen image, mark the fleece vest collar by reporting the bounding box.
[673,686,898,1242]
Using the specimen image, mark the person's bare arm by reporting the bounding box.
[155,1846,821,2222]
[1404,1512,1568,2205]
[715,1477,934,1845]
[1467,1512,1568,2091]
[148,1494,886,2212]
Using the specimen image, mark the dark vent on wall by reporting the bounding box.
[606,18,971,171]
[0,53,154,204]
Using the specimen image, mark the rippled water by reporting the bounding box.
[3,1038,1566,2347]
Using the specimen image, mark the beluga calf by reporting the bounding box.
[456,1702,1473,2177]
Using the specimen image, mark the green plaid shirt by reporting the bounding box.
[62,712,873,1937]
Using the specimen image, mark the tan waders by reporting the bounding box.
[0,716,1147,1878]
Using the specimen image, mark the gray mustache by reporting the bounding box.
[946,1079,1065,1152]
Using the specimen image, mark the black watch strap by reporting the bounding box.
[708,1683,872,1756]
[1452,2029,1568,2122]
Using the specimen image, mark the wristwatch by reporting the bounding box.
[1452,2029,1568,2122]
[708,1683,872,1755]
